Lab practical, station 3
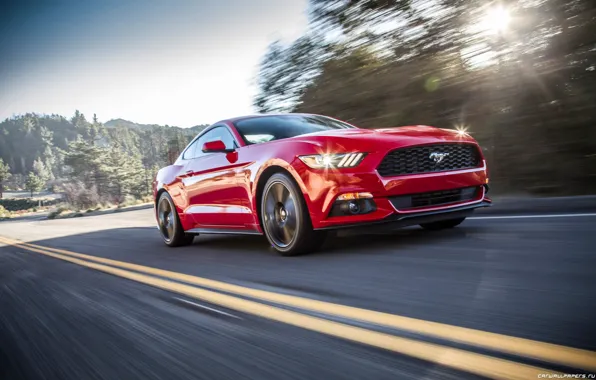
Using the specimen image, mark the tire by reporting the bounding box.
[157,192,195,247]
[420,217,466,231]
[261,173,326,256]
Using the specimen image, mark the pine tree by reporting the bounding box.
[42,145,56,181]
[32,158,50,182]
[0,159,11,199]
[90,114,106,145]
[25,172,44,198]
[105,143,145,202]
[63,139,110,193]
[71,110,91,141]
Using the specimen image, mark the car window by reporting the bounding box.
[183,126,236,160]
[182,139,200,160]
[202,126,236,150]
[234,114,355,145]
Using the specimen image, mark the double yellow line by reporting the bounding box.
[1,235,594,379]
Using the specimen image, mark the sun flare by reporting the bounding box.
[482,5,511,35]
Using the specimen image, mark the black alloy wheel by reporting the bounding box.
[157,192,195,247]
[264,181,298,248]
[261,173,326,256]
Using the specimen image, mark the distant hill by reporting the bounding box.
[188,124,209,133]
[0,112,210,178]
[104,118,155,130]
[104,118,209,132]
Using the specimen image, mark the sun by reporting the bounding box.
[482,5,511,35]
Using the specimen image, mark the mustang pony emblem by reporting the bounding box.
[429,152,449,163]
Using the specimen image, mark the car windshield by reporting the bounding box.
[234,114,356,145]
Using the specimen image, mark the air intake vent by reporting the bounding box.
[389,187,481,210]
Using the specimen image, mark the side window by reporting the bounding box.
[195,129,218,157]
[184,126,237,160]
[182,139,200,160]
[204,126,236,149]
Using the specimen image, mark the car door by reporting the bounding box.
[182,125,255,229]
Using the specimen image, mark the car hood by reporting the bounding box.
[292,125,477,152]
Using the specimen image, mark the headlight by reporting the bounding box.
[298,153,366,169]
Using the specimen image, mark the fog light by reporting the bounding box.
[329,198,377,217]
[348,201,360,214]
[337,192,373,201]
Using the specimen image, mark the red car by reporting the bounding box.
[153,113,491,255]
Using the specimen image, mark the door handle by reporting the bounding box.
[180,169,193,178]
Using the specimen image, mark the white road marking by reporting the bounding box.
[469,213,596,220]
[174,297,242,319]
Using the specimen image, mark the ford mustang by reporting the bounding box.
[153,113,491,255]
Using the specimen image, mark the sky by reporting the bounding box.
[0,0,308,127]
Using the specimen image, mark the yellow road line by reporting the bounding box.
[4,236,595,371]
[0,236,558,380]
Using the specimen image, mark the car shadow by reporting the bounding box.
[0,222,486,261]
[187,225,484,257]
[316,225,485,255]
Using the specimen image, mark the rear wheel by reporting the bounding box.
[261,173,326,256]
[420,217,466,231]
[157,192,195,247]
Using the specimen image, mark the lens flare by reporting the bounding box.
[483,5,510,35]
[454,124,469,137]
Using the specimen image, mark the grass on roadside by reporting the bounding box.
[0,203,58,220]
[46,195,153,220]
[116,195,153,209]
[0,205,11,220]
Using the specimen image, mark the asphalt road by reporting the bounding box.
[1,207,596,379]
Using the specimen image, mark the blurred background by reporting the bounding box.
[254,0,596,196]
[1,0,595,219]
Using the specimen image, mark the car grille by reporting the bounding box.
[377,143,481,177]
[389,186,481,210]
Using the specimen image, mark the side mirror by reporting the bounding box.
[202,139,234,153]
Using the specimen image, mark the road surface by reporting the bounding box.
[1,207,595,379]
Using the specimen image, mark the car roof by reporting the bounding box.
[215,112,323,125]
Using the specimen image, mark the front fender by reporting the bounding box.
[154,164,185,194]
[250,158,310,215]
[153,164,194,230]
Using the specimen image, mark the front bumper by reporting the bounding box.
[315,199,491,231]
[295,159,490,230]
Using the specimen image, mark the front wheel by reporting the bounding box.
[157,192,195,247]
[261,173,326,256]
[420,217,466,231]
